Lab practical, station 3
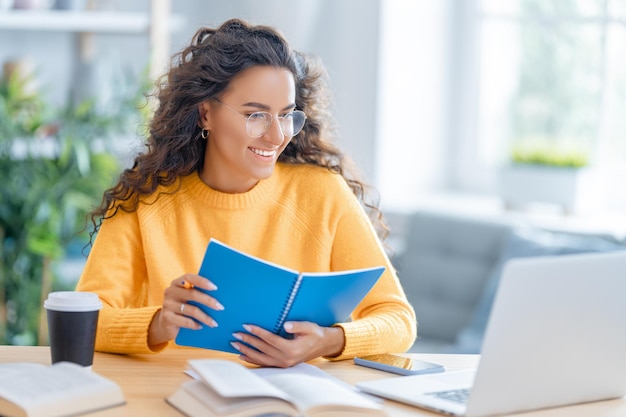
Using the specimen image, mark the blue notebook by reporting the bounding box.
[175,238,385,354]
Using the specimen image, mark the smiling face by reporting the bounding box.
[198,65,296,193]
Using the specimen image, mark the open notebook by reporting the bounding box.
[358,251,626,416]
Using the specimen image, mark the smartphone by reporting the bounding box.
[353,353,445,376]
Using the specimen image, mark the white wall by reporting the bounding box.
[376,0,453,210]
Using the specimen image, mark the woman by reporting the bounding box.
[77,18,416,368]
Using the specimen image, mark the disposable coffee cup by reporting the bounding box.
[44,291,102,367]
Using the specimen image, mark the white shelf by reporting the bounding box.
[0,1,181,102]
[0,10,182,34]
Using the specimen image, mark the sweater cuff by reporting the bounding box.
[323,321,376,361]
[96,306,164,354]
[324,322,372,360]
[324,316,417,361]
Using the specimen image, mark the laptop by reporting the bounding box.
[357,251,626,416]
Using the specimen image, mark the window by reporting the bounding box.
[464,0,626,206]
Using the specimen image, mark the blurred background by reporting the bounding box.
[4,0,626,210]
[2,0,625,348]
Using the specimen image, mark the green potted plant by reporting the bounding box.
[498,138,603,215]
[0,64,146,345]
[509,139,589,168]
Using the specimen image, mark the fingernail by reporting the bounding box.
[206,282,218,290]
[230,342,240,351]
[215,302,224,311]
[232,333,242,340]
[242,324,252,332]
[209,319,218,328]
[284,322,293,331]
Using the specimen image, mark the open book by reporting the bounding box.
[0,361,125,417]
[175,238,385,353]
[166,359,385,417]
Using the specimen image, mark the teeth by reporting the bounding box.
[251,148,275,157]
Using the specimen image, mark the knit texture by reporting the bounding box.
[77,163,416,358]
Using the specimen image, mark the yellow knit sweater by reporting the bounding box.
[76,163,416,360]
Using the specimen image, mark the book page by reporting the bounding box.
[183,360,383,417]
[173,379,298,417]
[188,362,379,402]
[0,362,124,416]
[252,362,368,396]
[263,373,384,415]
[188,360,292,401]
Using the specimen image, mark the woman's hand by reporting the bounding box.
[230,321,346,367]
[148,274,222,348]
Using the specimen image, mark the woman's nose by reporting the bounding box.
[265,116,285,146]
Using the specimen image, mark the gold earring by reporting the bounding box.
[201,129,209,139]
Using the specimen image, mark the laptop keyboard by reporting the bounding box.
[425,388,470,404]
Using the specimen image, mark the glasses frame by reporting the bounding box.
[215,100,306,138]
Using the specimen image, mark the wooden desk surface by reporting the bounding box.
[1,346,624,416]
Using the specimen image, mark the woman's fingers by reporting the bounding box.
[164,274,222,329]
[230,322,340,368]
[176,273,218,291]
[175,300,219,328]
[231,324,300,367]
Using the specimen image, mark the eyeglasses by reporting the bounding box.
[216,100,307,138]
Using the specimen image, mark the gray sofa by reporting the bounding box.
[387,210,626,354]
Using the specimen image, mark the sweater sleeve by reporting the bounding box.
[324,187,417,360]
[75,209,163,354]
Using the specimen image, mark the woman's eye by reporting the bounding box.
[248,113,267,120]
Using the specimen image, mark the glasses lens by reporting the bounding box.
[245,110,307,138]
[246,112,273,138]
[279,111,306,137]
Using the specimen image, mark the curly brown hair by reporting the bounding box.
[88,18,387,245]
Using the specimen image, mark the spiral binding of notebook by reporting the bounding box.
[273,274,304,335]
